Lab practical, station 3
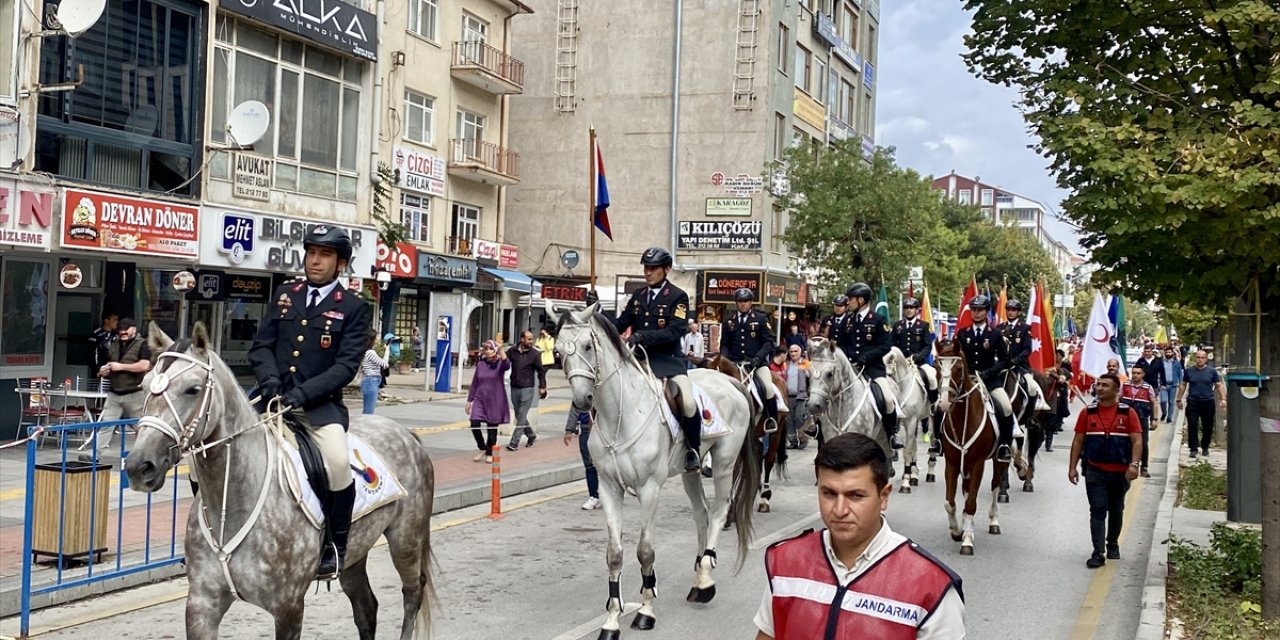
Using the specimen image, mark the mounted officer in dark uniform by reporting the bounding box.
[721,287,781,432]
[954,295,1016,462]
[999,299,1051,413]
[838,282,902,449]
[614,247,701,472]
[820,294,853,351]
[893,297,942,454]
[249,225,370,580]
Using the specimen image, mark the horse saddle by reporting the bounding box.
[661,383,732,441]
[277,419,407,528]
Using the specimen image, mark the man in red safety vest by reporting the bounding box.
[754,433,966,639]
[1068,372,1144,569]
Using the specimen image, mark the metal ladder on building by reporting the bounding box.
[732,0,761,110]
[555,0,579,113]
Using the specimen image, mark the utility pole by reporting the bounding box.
[1261,303,1279,619]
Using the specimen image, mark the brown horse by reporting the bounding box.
[703,355,788,513]
[935,341,1011,556]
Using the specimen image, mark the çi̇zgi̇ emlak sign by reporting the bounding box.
[62,188,200,258]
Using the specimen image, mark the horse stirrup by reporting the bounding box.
[763,418,779,434]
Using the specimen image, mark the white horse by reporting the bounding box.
[553,303,760,640]
[803,337,889,460]
[884,347,935,492]
[123,323,435,640]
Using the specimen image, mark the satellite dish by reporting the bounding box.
[56,0,107,37]
[226,100,271,147]
[0,108,32,169]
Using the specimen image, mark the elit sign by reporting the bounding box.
[222,0,378,62]
[220,212,255,264]
[198,206,376,276]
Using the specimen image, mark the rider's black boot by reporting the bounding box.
[681,415,702,472]
[1044,430,1055,452]
[928,410,944,455]
[884,412,903,449]
[996,414,1015,463]
[927,387,939,407]
[317,484,355,580]
[763,397,780,434]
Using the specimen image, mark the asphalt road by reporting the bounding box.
[13,403,1176,639]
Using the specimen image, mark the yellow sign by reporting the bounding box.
[793,88,826,131]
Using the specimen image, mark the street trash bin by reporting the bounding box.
[32,460,111,564]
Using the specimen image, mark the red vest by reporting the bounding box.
[765,530,961,640]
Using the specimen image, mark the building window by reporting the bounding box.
[842,3,858,47]
[814,59,827,104]
[772,206,784,252]
[774,112,786,160]
[451,203,480,241]
[777,23,789,73]
[408,0,438,40]
[842,80,855,124]
[211,19,363,200]
[980,189,994,206]
[404,90,434,145]
[861,91,874,133]
[792,127,806,148]
[794,45,811,93]
[400,193,430,242]
[462,12,489,44]
[866,24,877,64]
[958,190,972,205]
[0,1,14,101]
[35,0,200,194]
[456,109,485,143]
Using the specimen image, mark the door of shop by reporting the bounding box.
[53,293,98,383]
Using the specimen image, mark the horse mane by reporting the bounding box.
[163,339,260,436]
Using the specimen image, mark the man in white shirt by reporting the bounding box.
[682,321,705,369]
[755,433,966,639]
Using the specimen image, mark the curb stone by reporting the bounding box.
[1136,420,1183,640]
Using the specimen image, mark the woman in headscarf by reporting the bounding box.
[466,340,510,463]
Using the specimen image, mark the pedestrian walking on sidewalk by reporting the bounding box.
[83,317,152,456]
[564,407,600,510]
[467,340,510,463]
[1068,373,1143,568]
[1155,346,1182,423]
[1176,349,1226,460]
[1121,366,1160,477]
[360,333,391,415]
[506,330,548,451]
[536,327,556,369]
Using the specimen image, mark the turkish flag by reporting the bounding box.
[955,276,980,332]
[1028,282,1056,372]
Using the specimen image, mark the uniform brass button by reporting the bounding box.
[297,335,305,342]
[292,350,300,357]
[289,366,297,373]
[301,319,308,326]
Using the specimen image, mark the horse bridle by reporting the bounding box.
[806,355,871,435]
[136,351,219,453]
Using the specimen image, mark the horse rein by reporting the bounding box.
[936,356,995,472]
[559,324,666,465]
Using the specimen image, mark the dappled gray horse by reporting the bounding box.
[123,322,436,640]
[885,346,934,490]
[554,303,759,640]
[804,336,890,459]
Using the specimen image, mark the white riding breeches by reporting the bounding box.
[753,366,776,400]
[666,376,697,419]
[291,413,354,492]
[919,364,937,391]
[989,387,1013,418]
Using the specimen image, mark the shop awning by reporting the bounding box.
[481,267,540,293]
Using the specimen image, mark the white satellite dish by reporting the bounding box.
[56,0,107,38]
[226,100,271,147]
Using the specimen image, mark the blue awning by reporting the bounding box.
[481,267,539,293]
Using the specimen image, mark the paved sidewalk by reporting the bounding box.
[0,374,585,617]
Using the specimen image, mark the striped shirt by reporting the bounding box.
[361,348,390,377]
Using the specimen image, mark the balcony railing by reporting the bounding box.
[447,236,472,256]
[451,41,525,93]
[448,138,520,184]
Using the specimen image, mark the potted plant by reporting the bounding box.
[395,345,416,374]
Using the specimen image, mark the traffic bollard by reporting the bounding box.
[488,445,503,520]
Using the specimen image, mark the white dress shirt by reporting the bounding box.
[306,280,340,307]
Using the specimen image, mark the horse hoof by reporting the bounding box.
[950,532,963,542]
[959,546,974,556]
[630,613,656,631]
[1023,482,1034,493]
[898,485,911,494]
[597,629,621,640]
[686,585,716,603]
[989,525,1002,535]
[997,493,1010,504]
[925,474,936,483]
[757,503,770,513]
[910,477,920,486]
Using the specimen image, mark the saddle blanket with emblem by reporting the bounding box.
[282,434,406,528]
[662,383,733,441]
[748,379,789,412]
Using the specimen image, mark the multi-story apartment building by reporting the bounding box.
[506,0,880,328]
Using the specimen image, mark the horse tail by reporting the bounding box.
[731,379,761,573]
[413,450,438,640]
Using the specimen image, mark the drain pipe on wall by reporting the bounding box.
[668,0,684,259]
[369,0,386,185]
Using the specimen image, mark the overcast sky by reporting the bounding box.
[874,1,1083,254]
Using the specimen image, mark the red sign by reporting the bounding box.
[375,241,418,278]
[0,182,55,249]
[62,188,200,257]
[544,285,587,302]
[499,244,518,268]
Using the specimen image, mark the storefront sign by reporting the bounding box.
[833,38,861,71]
[705,197,752,217]
[863,61,876,89]
[188,270,228,301]
[470,239,520,269]
[62,189,200,258]
[393,145,446,197]
[232,153,273,201]
[226,274,272,302]
[677,220,762,251]
[0,181,55,249]
[544,285,587,302]
[376,241,417,278]
[221,0,377,62]
[499,243,518,268]
[793,88,826,130]
[764,273,808,306]
[702,270,762,304]
[198,206,376,277]
[813,12,839,48]
[710,172,765,197]
[416,250,476,287]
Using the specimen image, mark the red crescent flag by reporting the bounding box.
[955,276,979,332]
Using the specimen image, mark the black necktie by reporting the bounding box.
[309,290,320,308]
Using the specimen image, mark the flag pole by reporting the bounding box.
[589,127,597,293]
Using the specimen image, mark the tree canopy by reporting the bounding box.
[963,0,1280,309]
